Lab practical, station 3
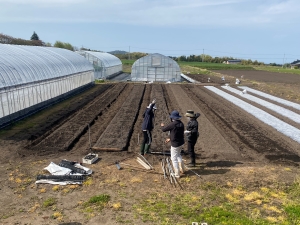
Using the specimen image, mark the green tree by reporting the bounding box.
[64,42,74,51]
[54,41,74,51]
[31,31,39,41]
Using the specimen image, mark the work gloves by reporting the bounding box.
[152,99,156,104]
[184,130,191,135]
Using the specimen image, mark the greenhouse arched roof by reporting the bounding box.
[0,44,94,89]
[83,51,122,67]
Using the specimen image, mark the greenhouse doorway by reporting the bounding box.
[147,67,165,81]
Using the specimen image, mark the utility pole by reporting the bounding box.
[129,46,130,60]
[202,49,204,62]
[282,53,285,68]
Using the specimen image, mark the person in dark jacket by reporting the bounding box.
[161,110,185,178]
[184,110,200,166]
[140,99,157,155]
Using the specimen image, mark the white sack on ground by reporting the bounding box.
[44,162,71,175]
[35,162,92,185]
[44,162,92,176]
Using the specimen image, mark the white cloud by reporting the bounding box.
[264,0,300,15]
[0,0,299,27]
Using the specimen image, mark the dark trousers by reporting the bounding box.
[188,141,196,162]
[142,130,152,146]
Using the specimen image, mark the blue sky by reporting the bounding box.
[1,0,299,64]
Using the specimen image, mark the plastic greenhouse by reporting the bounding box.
[77,51,122,79]
[131,53,181,82]
[0,44,94,128]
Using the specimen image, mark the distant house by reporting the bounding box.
[291,59,300,69]
[226,59,242,64]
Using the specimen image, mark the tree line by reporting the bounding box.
[0,32,286,66]
[168,55,265,65]
[0,32,76,51]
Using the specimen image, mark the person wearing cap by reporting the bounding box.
[141,99,157,155]
[161,110,185,178]
[184,110,200,166]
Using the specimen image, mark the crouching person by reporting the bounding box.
[161,110,185,178]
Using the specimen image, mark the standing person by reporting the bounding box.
[161,110,185,178]
[140,99,157,155]
[184,110,200,167]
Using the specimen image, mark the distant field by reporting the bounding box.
[254,66,300,75]
[121,59,300,75]
[178,62,255,70]
[121,59,135,65]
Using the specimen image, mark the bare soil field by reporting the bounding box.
[188,70,300,104]
[1,70,300,225]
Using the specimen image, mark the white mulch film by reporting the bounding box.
[181,73,199,83]
[238,86,300,111]
[204,86,300,144]
[221,86,300,124]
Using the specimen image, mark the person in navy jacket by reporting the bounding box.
[141,99,157,155]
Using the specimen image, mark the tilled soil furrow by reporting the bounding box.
[70,84,135,157]
[31,83,127,154]
[93,84,145,151]
[23,84,112,145]
[184,85,300,165]
[166,84,242,162]
[128,84,151,153]
[149,84,173,153]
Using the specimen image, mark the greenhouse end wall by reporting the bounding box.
[131,53,181,82]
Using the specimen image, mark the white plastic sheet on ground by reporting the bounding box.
[35,162,92,185]
[181,73,199,83]
[205,86,300,144]
[238,86,300,111]
[222,86,300,124]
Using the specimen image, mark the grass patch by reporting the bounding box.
[284,204,300,224]
[132,180,300,225]
[81,194,110,216]
[83,177,93,186]
[95,79,105,83]
[43,197,56,207]
[87,194,110,204]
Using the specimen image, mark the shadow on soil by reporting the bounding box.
[205,160,243,167]
[186,161,243,176]
[59,223,82,225]
[265,154,300,163]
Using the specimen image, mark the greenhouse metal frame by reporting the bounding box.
[131,53,181,82]
[0,44,94,128]
[77,51,122,79]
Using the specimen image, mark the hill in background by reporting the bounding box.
[108,50,128,55]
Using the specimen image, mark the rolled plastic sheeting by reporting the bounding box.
[36,175,86,182]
